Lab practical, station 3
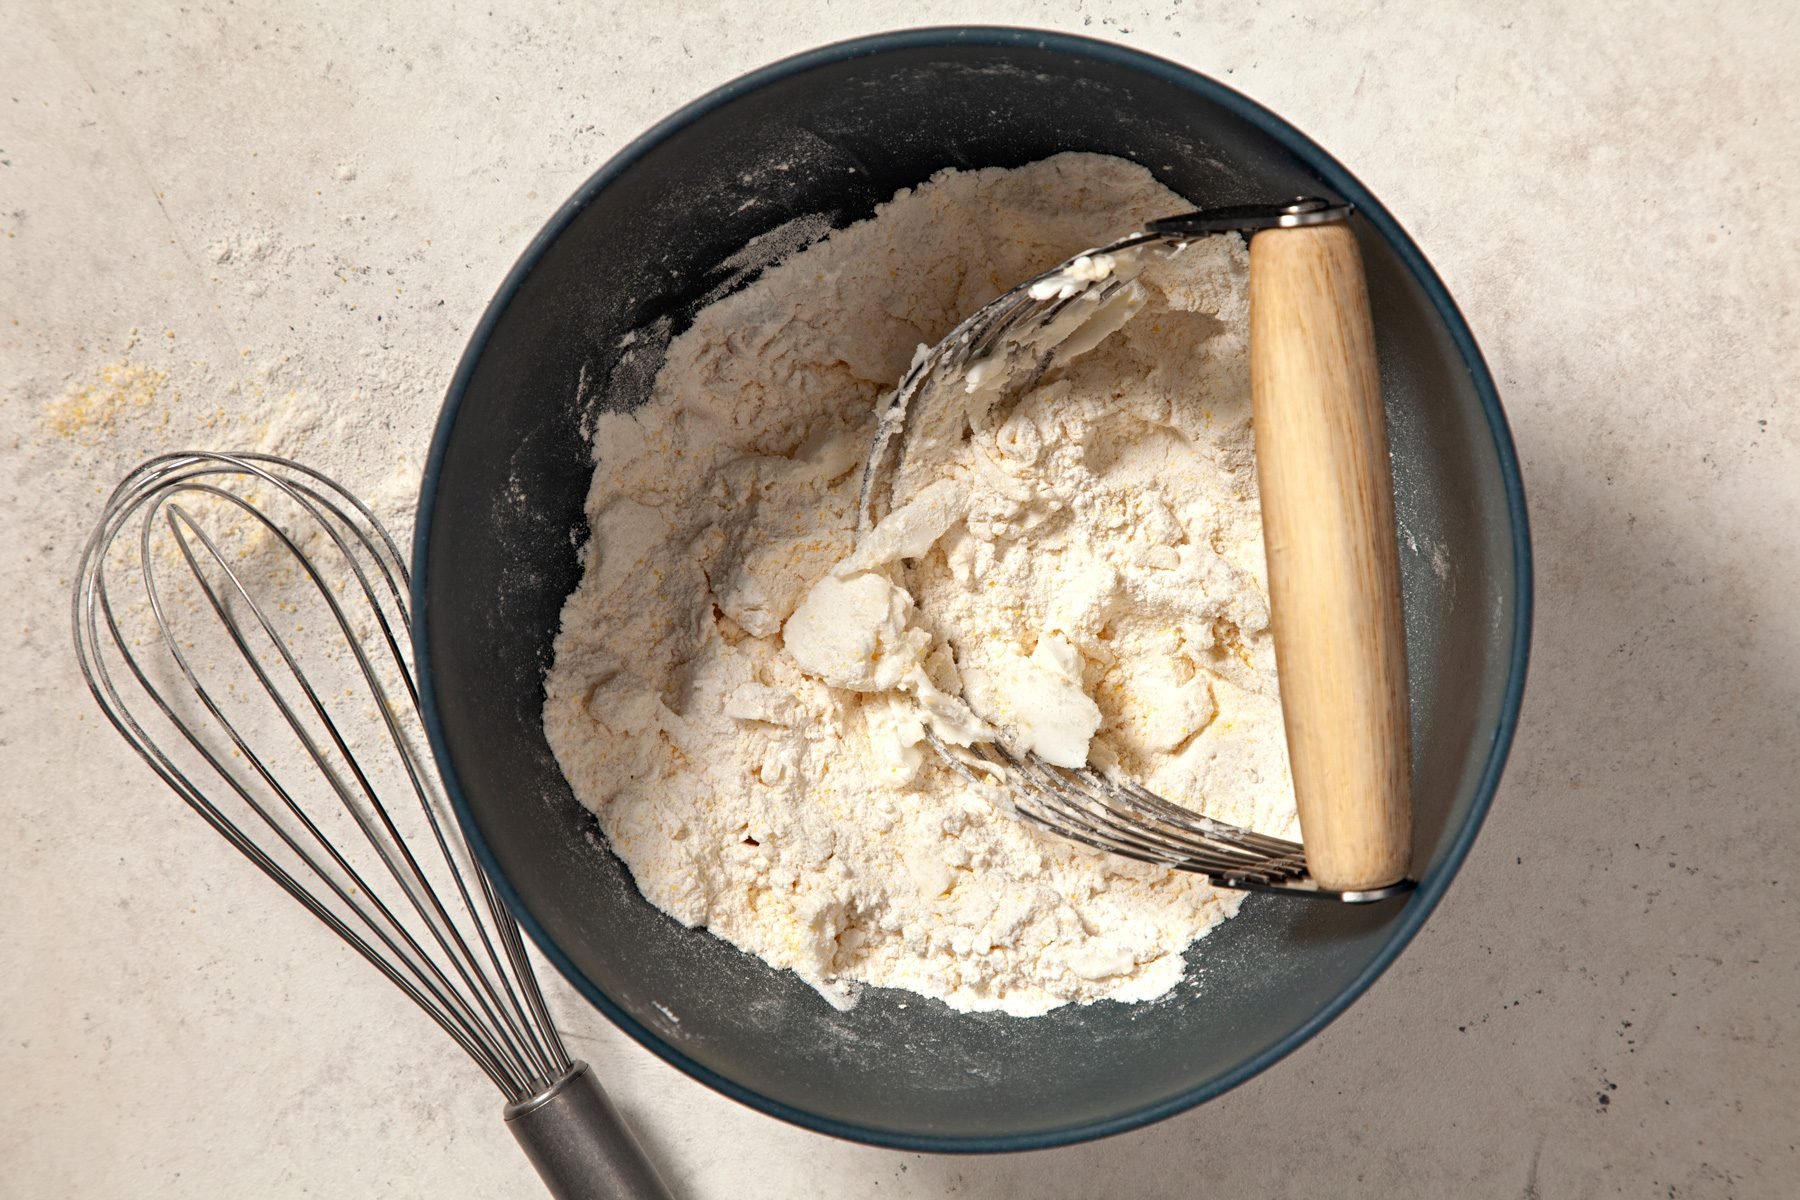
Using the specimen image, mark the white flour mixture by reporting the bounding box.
[545,153,1297,1015]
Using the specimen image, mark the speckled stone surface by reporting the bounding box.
[5,3,1797,1197]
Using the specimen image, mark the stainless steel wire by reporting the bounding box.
[858,230,1162,531]
[72,451,573,1100]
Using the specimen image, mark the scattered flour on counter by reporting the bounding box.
[544,153,1298,1016]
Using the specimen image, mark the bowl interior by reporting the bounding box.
[416,30,1526,1150]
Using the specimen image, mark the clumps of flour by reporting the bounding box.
[544,153,1298,1016]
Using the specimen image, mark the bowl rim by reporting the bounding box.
[413,24,1534,1153]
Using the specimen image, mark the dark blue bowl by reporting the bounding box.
[413,27,1531,1151]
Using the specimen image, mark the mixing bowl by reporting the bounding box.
[413,27,1531,1150]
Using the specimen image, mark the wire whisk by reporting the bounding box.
[73,451,671,1200]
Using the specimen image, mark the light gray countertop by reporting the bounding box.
[5,2,1797,1196]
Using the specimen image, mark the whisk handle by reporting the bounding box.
[505,1061,675,1200]
[1248,221,1412,893]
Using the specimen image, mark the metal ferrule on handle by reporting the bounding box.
[506,1061,674,1200]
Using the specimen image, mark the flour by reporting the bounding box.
[544,153,1298,1016]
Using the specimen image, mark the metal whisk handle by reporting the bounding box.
[505,1061,674,1200]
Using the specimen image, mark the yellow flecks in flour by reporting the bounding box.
[42,360,172,439]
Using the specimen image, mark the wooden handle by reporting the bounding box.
[1249,223,1411,892]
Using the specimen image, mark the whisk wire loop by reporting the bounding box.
[161,491,557,1089]
[73,452,570,1101]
